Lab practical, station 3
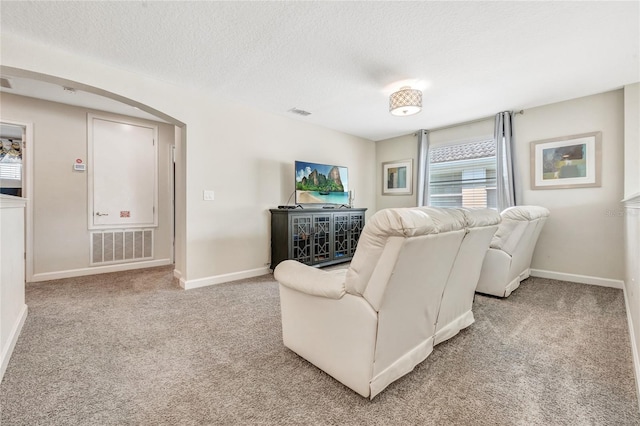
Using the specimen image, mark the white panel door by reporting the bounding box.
[89,116,157,229]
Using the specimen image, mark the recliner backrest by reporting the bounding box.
[344,207,466,308]
[493,206,550,277]
[344,207,469,378]
[434,208,501,341]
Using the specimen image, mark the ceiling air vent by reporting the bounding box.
[288,107,311,116]
[0,78,12,89]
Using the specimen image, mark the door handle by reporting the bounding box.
[95,212,109,216]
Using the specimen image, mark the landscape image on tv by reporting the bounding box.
[295,161,349,205]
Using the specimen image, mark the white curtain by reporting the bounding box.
[416,129,429,206]
[495,111,516,211]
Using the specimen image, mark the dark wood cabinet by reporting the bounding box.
[269,208,367,269]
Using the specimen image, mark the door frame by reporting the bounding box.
[0,118,34,282]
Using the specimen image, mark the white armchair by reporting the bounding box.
[274,207,500,399]
[476,205,550,297]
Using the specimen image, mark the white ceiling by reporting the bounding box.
[1,1,638,141]
[0,76,169,124]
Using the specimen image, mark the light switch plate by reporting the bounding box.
[203,190,215,201]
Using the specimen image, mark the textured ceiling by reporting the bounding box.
[1,1,638,141]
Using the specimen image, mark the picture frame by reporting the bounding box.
[382,159,413,195]
[530,131,602,190]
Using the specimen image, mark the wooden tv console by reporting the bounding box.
[269,208,367,269]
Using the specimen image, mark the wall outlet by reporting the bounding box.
[203,190,215,201]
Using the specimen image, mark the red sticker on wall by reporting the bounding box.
[76,158,83,164]
[120,211,130,218]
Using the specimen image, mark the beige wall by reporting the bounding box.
[375,133,419,210]
[0,93,175,277]
[182,103,376,280]
[376,90,625,282]
[1,34,376,284]
[516,90,625,281]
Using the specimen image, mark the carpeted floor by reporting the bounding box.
[1,265,638,425]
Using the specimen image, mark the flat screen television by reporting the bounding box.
[295,160,349,206]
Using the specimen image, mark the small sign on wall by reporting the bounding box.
[120,211,130,218]
[73,158,86,172]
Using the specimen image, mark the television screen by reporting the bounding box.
[295,160,349,205]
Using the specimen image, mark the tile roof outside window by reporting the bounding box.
[429,139,495,163]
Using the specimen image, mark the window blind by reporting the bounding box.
[0,163,22,180]
[428,139,497,209]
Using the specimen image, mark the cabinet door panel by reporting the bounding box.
[333,213,350,260]
[290,215,313,264]
[349,213,365,256]
[312,214,332,264]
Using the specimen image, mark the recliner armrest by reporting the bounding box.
[274,260,346,299]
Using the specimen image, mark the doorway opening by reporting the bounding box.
[0,67,185,281]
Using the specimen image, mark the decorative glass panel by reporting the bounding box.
[313,215,331,263]
[291,216,312,264]
[334,214,349,259]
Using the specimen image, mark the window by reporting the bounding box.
[428,139,497,209]
[0,163,22,180]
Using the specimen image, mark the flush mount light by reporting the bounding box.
[389,86,422,116]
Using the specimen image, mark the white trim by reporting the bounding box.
[622,192,640,205]
[173,269,182,280]
[0,193,27,207]
[181,267,270,290]
[29,258,171,282]
[0,304,27,381]
[623,284,640,412]
[529,269,624,289]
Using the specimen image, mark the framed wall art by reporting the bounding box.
[530,131,602,190]
[382,159,413,195]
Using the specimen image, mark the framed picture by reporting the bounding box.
[530,131,602,190]
[382,159,413,195]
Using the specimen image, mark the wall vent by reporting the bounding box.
[288,107,311,116]
[90,229,153,265]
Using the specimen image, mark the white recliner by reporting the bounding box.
[476,205,550,298]
[274,207,500,399]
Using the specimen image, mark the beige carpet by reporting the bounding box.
[1,265,638,425]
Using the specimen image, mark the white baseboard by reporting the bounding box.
[30,259,172,282]
[529,269,624,289]
[1,304,27,381]
[173,269,183,280]
[181,266,270,290]
[623,284,640,412]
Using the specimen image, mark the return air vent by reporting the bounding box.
[0,78,12,89]
[288,107,312,116]
[90,229,153,265]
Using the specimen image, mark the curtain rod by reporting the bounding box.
[415,110,524,135]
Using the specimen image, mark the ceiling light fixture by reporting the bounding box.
[389,86,422,116]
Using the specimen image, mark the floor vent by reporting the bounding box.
[90,229,153,265]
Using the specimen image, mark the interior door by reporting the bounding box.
[89,116,157,229]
